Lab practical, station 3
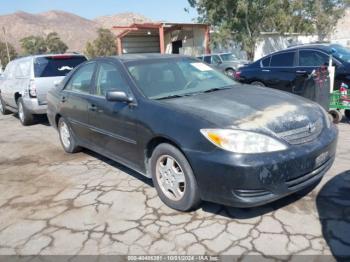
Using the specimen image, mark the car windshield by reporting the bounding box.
[34,56,87,78]
[220,53,237,62]
[126,58,236,100]
[330,44,350,62]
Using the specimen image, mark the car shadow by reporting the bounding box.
[82,148,319,218]
[316,170,350,260]
[83,149,153,187]
[201,181,318,219]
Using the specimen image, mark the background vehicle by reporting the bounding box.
[47,54,337,212]
[235,43,350,91]
[0,54,87,125]
[197,53,249,77]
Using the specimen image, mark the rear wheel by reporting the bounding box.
[58,117,81,153]
[329,109,343,124]
[251,81,265,87]
[0,95,11,115]
[150,143,201,211]
[17,97,34,126]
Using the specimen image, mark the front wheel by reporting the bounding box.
[225,68,235,77]
[17,97,34,126]
[58,117,81,153]
[150,143,201,211]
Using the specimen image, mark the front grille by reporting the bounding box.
[277,119,323,145]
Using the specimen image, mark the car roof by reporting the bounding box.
[11,53,86,63]
[286,43,332,52]
[92,53,190,63]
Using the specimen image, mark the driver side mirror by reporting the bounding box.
[106,91,134,104]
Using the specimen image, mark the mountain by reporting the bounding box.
[0,10,153,53]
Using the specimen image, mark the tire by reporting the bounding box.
[150,143,201,211]
[58,117,81,153]
[0,95,11,115]
[225,68,235,77]
[251,81,265,87]
[345,109,350,120]
[329,109,343,124]
[17,97,34,126]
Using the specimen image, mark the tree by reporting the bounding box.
[46,32,68,53]
[20,32,68,55]
[85,28,116,58]
[188,0,349,60]
[305,0,350,41]
[0,41,17,69]
[20,36,47,55]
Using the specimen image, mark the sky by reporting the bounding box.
[0,0,198,22]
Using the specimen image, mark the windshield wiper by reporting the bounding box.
[155,94,185,100]
[203,86,232,93]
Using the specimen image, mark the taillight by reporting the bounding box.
[29,80,37,98]
[234,71,241,79]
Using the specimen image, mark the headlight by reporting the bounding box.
[200,129,287,154]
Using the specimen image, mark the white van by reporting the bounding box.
[0,54,87,125]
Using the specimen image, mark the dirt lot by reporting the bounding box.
[0,113,349,258]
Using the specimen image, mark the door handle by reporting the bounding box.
[296,70,307,74]
[88,104,97,112]
[262,69,270,72]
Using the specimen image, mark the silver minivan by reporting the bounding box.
[0,54,87,125]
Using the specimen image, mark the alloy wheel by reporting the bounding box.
[156,155,186,201]
[59,121,71,149]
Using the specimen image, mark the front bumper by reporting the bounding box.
[22,97,47,114]
[185,125,338,208]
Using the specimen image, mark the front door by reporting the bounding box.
[87,61,140,169]
[266,51,297,92]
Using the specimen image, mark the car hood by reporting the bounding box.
[160,85,324,135]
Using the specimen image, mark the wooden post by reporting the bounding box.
[204,25,211,54]
[117,37,122,55]
[159,25,165,54]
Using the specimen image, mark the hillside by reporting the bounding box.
[0,10,152,53]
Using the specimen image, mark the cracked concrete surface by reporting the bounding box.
[0,114,349,258]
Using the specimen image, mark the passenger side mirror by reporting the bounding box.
[106,91,134,103]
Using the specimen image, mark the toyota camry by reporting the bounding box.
[47,54,338,211]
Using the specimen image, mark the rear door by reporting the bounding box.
[266,51,297,92]
[33,55,87,105]
[14,58,32,105]
[60,62,96,144]
[87,61,140,169]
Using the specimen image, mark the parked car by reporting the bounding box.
[197,53,249,77]
[0,54,87,125]
[234,43,350,91]
[47,54,337,211]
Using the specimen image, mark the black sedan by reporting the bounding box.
[47,54,338,211]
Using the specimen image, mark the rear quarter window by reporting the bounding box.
[34,56,87,78]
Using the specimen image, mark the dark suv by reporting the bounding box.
[235,43,350,92]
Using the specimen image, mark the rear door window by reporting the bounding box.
[299,50,329,66]
[270,52,295,67]
[34,56,87,78]
[65,63,96,94]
